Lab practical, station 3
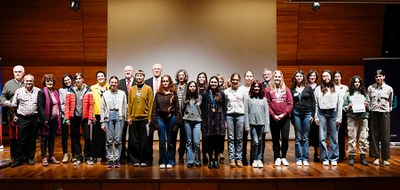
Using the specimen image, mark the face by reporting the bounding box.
[353,78,361,89]
[321,72,331,83]
[198,74,206,85]
[274,72,282,86]
[253,83,261,94]
[124,66,133,79]
[375,74,385,85]
[295,73,304,84]
[308,72,317,84]
[231,75,240,88]
[13,66,25,81]
[152,64,162,78]
[188,82,197,93]
[97,72,106,84]
[178,71,186,83]
[24,75,34,89]
[218,76,224,87]
[209,78,219,90]
[244,71,254,84]
[63,76,72,87]
[334,73,342,84]
[161,76,170,88]
[75,75,84,87]
[109,78,118,91]
[263,70,272,82]
[135,73,145,84]
[45,79,54,89]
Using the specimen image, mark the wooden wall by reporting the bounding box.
[0,0,387,88]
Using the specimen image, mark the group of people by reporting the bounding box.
[0,64,393,169]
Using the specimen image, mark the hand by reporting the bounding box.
[101,124,107,132]
[88,120,93,125]
[13,115,19,122]
[128,119,132,125]
[348,103,353,110]
[66,120,70,125]
[309,117,314,123]
[315,120,320,125]
[273,115,280,121]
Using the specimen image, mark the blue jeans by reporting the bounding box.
[158,115,176,166]
[293,110,311,162]
[227,114,244,161]
[318,109,339,162]
[250,125,264,161]
[105,111,123,161]
[184,120,201,165]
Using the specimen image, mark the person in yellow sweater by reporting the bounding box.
[127,70,154,166]
[90,71,110,164]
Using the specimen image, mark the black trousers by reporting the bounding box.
[128,120,152,165]
[15,114,38,162]
[93,115,106,159]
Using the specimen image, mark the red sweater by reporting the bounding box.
[64,85,94,120]
[265,86,294,118]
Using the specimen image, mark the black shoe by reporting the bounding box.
[314,154,321,162]
[339,156,346,162]
[195,162,202,167]
[242,159,248,166]
[208,160,214,169]
[214,159,220,169]
[27,159,35,165]
[360,154,369,166]
[10,161,22,168]
[348,155,355,166]
[187,163,194,168]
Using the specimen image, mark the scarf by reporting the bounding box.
[43,87,62,136]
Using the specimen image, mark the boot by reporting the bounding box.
[348,155,355,166]
[360,154,369,166]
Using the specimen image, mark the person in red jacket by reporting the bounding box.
[65,73,94,166]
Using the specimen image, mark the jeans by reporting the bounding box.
[158,115,176,166]
[293,110,311,162]
[250,125,264,161]
[184,120,201,165]
[105,111,123,161]
[40,118,58,158]
[227,114,244,161]
[318,109,339,162]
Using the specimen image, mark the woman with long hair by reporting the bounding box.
[59,74,74,163]
[307,69,320,162]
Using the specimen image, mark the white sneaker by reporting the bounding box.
[62,153,69,163]
[159,164,166,169]
[72,159,80,166]
[303,160,310,166]
[281,158,289,166]
[373,159,380,165]
[331,161,338,166]
[166,164,173,169]
[133,163,140,167]
[296,160,302,166]
[322,160,329,166]
[383,160,390,166]
[274,158,281,166]
[257,160,264,168]
[252,160,258,168]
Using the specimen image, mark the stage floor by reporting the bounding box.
[1,138,400,190]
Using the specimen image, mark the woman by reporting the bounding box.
[183,81,202,167]
[333,70,349,162]
[175,69,188,165]
[242,70,254,165]
[244,80,269,168]
[225,73,247,168]
[343,75,370,166]
[265,70,293,166]
[307,69,320,162]
[215,73,226,162]
[314,70,343,166]
[101,76,127,168]
[90,71,110,164]
[151,74,181,169]
[65,73,94,166]
[368,69,393,166]
[201,76,227,169]
[196,72,209,164]
[59,74,74,163]
[290,70,315,166]
[37,74,61,166]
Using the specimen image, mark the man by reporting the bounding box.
[117,65,135,162]
[128,70,154,166]
[0,65,25,163]
[10,74,40,167]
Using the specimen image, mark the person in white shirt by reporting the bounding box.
[333,70,349,162]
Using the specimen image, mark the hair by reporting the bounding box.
[184,81,199,105]
[61,74,73,88]
[207,75,222,101]
[109,75,119,83]
[333,70,343,78]
[244,70,254,78]
[13,65,25,73]
[96,70,106,78]
[175,69,189,83]
[230,72,241,83]
[158,74,177,93]
[376,69,385,77]
[196,72,208,92]
[307,69,319,82]
[135,69,145,77]
[348,75,366,96]
[320,70,335,94]
[74,73,84,80]
[249,80,264,99]
[41,74,55,87]
[23,74,34,81]
[270,70,287,90]
[291,70,308,89]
